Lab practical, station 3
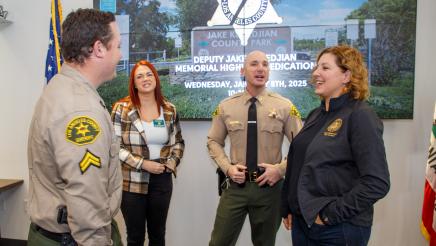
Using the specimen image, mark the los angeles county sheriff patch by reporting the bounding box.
[66,116,101,146]
[289,105,301,119]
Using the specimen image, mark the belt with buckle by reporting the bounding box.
[245,171,259,182]
[228,168,266,187]
[33,223,77,245]
[228,171,257,188]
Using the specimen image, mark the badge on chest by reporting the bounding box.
[153,119,165,127]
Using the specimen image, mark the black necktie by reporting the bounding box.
[246,97,257,172]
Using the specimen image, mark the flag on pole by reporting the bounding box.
[422,102,436,245]
[45,0,63,83]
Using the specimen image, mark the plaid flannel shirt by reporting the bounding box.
[111,98,184,194]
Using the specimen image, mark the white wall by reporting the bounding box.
[0,0,434,245]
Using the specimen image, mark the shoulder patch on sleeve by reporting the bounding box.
[66,116,101,146]
[290,105,301,119]
[212,106,220,117]
[79,149,101,174]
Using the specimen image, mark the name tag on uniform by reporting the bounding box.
[153,119,165,127]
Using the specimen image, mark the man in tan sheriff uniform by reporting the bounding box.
[27,9,123,246]
[207,50,303,246]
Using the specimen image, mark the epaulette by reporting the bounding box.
[212,92,244,117]
[221,92,244,103]
[267,92,301,119]
[267,92,292,105]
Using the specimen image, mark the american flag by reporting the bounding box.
[422,102,436,245]
[45,0,63,83]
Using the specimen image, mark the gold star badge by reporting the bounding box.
[79,150,101,174]
[75,122,90,137]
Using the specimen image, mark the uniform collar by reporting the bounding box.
[60,63,107,108]
[242,88,268,105]
[60,64,99,91]
[321,93,351,112]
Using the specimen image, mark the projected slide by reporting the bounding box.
[95,0,416,119]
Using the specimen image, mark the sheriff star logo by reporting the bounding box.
[207,0,282,46]
[66,116,101,146]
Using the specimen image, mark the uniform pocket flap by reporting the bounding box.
[227,121,244,132]
[261,122,282,133]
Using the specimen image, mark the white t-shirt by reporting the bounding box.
[142,108,169,160]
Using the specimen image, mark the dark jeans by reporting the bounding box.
[121,173,173,246]
[292,215,371,246]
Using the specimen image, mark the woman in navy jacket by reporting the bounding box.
[281,45,390,245]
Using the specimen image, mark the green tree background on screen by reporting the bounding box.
[346,0,416,118]
[347,0,416,86]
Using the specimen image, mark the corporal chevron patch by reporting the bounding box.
[79,150,101,174]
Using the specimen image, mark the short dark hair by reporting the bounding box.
[61,8,115,64]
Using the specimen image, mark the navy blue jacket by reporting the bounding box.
[281,94,390,227]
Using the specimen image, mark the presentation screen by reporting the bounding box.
[95,0,416,120]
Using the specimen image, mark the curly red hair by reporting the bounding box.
[314,45,369,100]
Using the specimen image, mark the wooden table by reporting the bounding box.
[0,179,23,240]
[0,179,23,238]
[0,179,23,192]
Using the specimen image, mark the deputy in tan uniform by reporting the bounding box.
[207,50,303,246]
[27,9,123,246]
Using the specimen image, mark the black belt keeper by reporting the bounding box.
[33,223,77,246]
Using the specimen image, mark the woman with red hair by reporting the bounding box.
[111,60,184,246]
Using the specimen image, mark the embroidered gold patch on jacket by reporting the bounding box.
[79,150,101,174]
[324,119,343,137]
[66,116,101,146]
[289,105,301,119]
[212,106,220,117]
